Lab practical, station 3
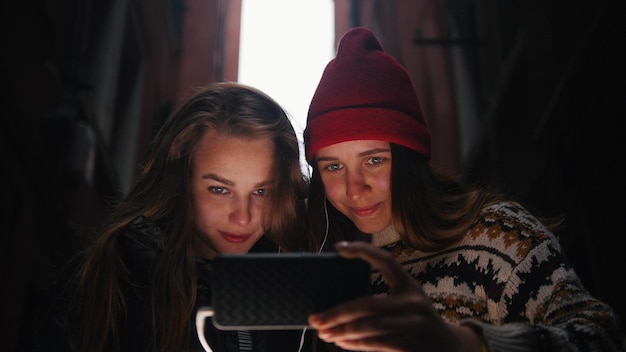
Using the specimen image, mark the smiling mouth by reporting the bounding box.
[221,232,250,243]
[351,204,378,217]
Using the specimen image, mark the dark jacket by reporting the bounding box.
[28,216,307,352]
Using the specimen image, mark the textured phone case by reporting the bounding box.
[211,252,371,330]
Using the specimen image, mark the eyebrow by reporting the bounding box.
[202,173,233,185]
[316,147,391,162]
[359,147,391,156]
[201,173,271,188]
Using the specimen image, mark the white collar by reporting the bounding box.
[371,225,401,247]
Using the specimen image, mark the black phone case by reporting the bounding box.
[210,252,371,330]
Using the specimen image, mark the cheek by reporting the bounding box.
[193,199,221,229]
[373,177,392,195]
[320,177,343,200]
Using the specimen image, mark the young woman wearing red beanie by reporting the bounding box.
[303,27,624,352]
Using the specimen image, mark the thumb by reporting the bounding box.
[335,241,418,294]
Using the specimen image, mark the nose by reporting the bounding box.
[345,168,370,200]
[229,197,252,226]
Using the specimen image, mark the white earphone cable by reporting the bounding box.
[196,308,214,352]
[296,197,330,352]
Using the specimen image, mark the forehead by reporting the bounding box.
[193,131,276,179]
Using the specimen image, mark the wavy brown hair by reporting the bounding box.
[70,82,309,351]
[306,143,561,253]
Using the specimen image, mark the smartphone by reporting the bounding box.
[208,252,371,330]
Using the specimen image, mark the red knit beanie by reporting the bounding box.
[304,27,431,164]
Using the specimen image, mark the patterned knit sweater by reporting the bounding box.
[370,201,624,352]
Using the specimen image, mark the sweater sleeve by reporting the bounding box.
[461,202,625,352]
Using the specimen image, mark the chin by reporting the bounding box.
[354,222,387,235]
[219,244,253,255]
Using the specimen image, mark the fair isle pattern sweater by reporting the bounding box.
[371,201,624,352]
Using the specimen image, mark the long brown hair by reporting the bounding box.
[71,82,309,351]
[306,143,560,253]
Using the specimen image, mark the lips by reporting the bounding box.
[351,203,379,217]
[221,232,250,243]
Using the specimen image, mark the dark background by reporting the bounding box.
[2,0,625,350]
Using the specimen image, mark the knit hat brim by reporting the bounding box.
[305,107,431,162]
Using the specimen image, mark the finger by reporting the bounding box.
[334,241,416,293]
[310,286,428,328]
[319,317,417,352]
[316,300,429,339]
[332,336,398,352]
[317,313,438,352]
[310,295,383,329]
[332,335,404,352]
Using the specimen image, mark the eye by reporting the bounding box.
[367,156,386,165]
[322,163,342,172]
[253,188,267,197]
[209,186,229,195]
